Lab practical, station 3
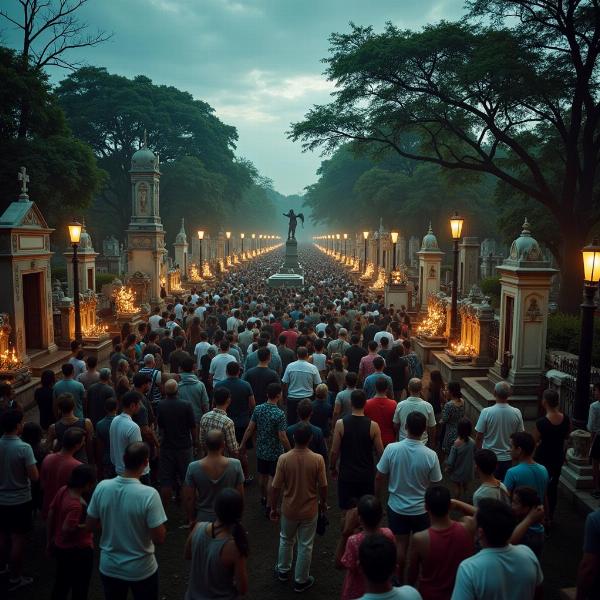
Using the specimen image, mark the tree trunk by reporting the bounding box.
[558,222,589,314]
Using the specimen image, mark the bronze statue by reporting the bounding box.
[283,209,304,240]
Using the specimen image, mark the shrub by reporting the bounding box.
[95,272,118,292]
[480,276,501,307]
[51,265,67,282]
[547,312,600,367]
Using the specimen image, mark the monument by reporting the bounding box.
[267,209,305,287]
[125,134,167,307]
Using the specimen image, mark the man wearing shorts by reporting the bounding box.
[0,410,39,591]
[376,411,442,580]
[240,383,290,513]
[330,389,383,511]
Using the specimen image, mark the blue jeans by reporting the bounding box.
[277,513,318,583]
[101,569,158,600]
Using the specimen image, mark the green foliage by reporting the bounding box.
[55,67,259,240]
[51,265,67,283]
[0,46,104,225]
[95,272,118,292]
[547,313,600,367]
[480,276,501,307]
[289,4,600,311]
[302,143,497,244]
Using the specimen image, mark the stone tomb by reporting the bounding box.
[268,238,304,287]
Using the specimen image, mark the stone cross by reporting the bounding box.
[18,166,29,199]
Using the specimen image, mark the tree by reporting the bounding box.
[0,0,111,137]
[290,2,600,312]
[55,67,254,238]
[0,46,103,225]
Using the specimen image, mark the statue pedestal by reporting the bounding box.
[268,238,304,288]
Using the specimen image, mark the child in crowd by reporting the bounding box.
[472,449,510,507]
[445,418,475,498]
[335,495,395,600]
[511,486,546,559]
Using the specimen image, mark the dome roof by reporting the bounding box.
[175,218,187,244]
[506,218,547,266]
[420,223,441,252]
[131,146,158,172]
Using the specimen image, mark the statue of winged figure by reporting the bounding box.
[283,209,304,240]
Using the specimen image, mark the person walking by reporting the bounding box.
[199,388,239,458]
[95,397,118,480]
[439,382,465,457]
[177,356,210,431]
[333,372,358,422]
[0,410,39,592]
[35,370,56,431]
[86,442,167,600]
[47,394,94,464]
[184,488,249,599]
[344,334,367,374]
[156,379,197,506]
[393,379,436,446]
[183,430,244,525]
[330,390,384,511]
[445,419,475,499]
[86,368,116,428]
[475,381,524,480]
[240,383,290,512]
[46,464,96,600]
[243,347,281,405]
[281,346,321,425]
[451,499,543,600]
[363,357,393,400]
[109,391,150,481]
[376,412,443,579]
[271,423,328,593]
[53,364,86,419]
[286,399,328,463]
[406,485,475,600]
[365,378,398,447]
[209,340,238,386]
[533,388,571,525]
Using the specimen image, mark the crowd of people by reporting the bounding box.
[0,245,599,599]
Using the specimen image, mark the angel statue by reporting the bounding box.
[283,209,304,240]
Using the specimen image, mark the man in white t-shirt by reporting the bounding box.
[148,307,162,331]
[226,309,243,333]
[193,332,211,369]
[475,381,524,480]
[209,340,237,385]
[86,442,167,598]
[393,378,436,444]
[281,346,322,425]
[451,499,542,600]
[376,411,442,577]
[374,329,394,349]
[174,300,184,321]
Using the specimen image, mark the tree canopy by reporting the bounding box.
[55,67,263,241]
[290,1,600,311]
[0,46,104,226]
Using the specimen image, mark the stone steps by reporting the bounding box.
[27,349,71,378]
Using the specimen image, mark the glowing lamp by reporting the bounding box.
[582,239,600,284]
[68,221,82,244]
[450,212,464,241]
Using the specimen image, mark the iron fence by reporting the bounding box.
[544,354,600,418]
[488,318,500,363]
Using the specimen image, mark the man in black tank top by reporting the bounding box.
[330,389,383,511]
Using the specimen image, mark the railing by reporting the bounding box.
[545,354,600,417]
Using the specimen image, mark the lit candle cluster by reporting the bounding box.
[416,297,446,337]
[82,322,109,338]
[371,267,386,291]
[114,286,138,314]
[0,347,22,371]
[448,342,476,356]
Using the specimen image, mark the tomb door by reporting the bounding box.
[23,272,43,349]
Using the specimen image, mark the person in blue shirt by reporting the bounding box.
[504,432,549,504]
[362,357,393,400]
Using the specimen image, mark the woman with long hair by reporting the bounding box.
[439,381,465,458]
[184,488,249,599]
[384,345,409,401]
[426,369,447,423]
[187,316,203,353]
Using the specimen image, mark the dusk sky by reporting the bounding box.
[1,0,464,195]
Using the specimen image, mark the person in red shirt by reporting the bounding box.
[40,427,85,519]
[281,321,299,350]
[47,464,96,600]
[364,378,397,446]
[406,485,476,599]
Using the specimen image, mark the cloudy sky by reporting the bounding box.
[2,0,464,195]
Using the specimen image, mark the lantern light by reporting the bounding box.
[450,212,464,241]
[582,238,600,284]
[68,221,82,244]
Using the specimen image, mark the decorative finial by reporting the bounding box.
[18,166,30,200]
[428,221,433,234]
[143,129,148,148]
[521,218,531,236]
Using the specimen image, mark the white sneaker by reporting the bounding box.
[8,576,33,591]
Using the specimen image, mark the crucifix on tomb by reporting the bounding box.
[18,166,30,199]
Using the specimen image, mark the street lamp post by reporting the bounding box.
[240,233,245,254]
[68,221,83,341]
[225,231,231,256]
[391,231,399,271]
[363,231,369,272]
[449,212,464,342]
[197,230,204,269]
[574,238,600,427]
[343,233,348,259]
